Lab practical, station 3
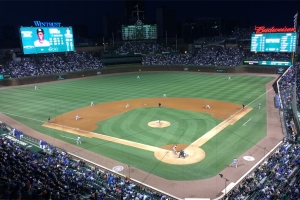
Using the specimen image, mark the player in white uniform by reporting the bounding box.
[76,115,81,120]
[77,136,81,145]
[206,104,211,109]
[35,86,38,90]
[228,76,231,80]
[156,120,161,125]
[230,157,238,168]
[137,76,140,79]
[173,145,177,154]
[126,103,129,108]
[258,103,261,109]
[91,101,94,106]
[163,94,167,98]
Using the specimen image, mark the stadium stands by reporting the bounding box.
[142,46,244,66]
[0,123,175,200]
[0,52,105,78]
[112,41,177,54]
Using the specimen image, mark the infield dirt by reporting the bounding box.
[43,98,251,165]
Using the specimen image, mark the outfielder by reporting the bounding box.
[206,104,211,109]
[77,136,81,145]
[91,101,94,106]
[258,103,261,109]
[35,86,38,90]
[137,76,140,79]
[228,76,231,80]
[230,157,238,168]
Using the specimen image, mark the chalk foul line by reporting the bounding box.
[243,118,251,126]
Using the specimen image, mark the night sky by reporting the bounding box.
[0,0,298,37]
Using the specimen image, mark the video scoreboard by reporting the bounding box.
[20,27,74,54]
[251,32,297,52]
[122,20,157,40]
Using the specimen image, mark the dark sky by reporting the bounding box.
[0,0,298,37]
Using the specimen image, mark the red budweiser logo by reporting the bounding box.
[255,26,296,34]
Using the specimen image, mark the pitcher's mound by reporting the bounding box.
[148,120,170,128]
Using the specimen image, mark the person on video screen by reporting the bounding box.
[34,28,50,47]
[65,28,73,38]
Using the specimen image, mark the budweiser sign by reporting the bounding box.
[255,26,296,34]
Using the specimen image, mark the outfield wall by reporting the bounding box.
[0,65,279,86]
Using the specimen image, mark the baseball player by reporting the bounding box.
[163,94,167,98]
[228,76,231,80]
[77,136,81,145]
[258,103,261,109]
[179,150,186,158]
[137,76,140,79]
[156,120,161,125]
[35,86,38,90]
[76,115,81,120]
[242,104,245,109]
[173,145,177,154]
[126,103,129,108]
[206,104,211,109]
[48,117,50,123]
[91,101,94,106]
[230,157,238,168]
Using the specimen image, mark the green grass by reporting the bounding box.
[0,72,275,180]
[95,107,222,146]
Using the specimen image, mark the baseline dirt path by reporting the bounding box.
[43,98,250,165]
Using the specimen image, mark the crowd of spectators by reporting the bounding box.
[245,52,291,61]
[142,46,244,66]
[194,27,253,44]
[142,53,193,65]
[277,63,300,110]
[0,125,171,200]
[228,137,300,199]
[113,42,176,54]
[0,52,105,78]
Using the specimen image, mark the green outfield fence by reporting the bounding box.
[0,65,281,87]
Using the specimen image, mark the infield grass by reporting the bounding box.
[0,72,275,180]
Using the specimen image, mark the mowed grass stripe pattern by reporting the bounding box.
[0,72,275,180]
[95,107,221,147]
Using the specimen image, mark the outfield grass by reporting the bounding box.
[0,72,274,180]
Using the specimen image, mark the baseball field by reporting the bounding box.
[0,72,275,183]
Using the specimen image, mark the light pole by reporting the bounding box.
[103,37,105,52]
[219,174,229,197]
[128,165,131,180]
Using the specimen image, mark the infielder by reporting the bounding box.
[76,115,81,120]
[206,104,211,109]
[91,101,94,106]
[77,136,81,145]
[230,157,238,168]
[126,103,129,108]
[163,94,167,98]
[173,145,177,154]
[137,76,140,79]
